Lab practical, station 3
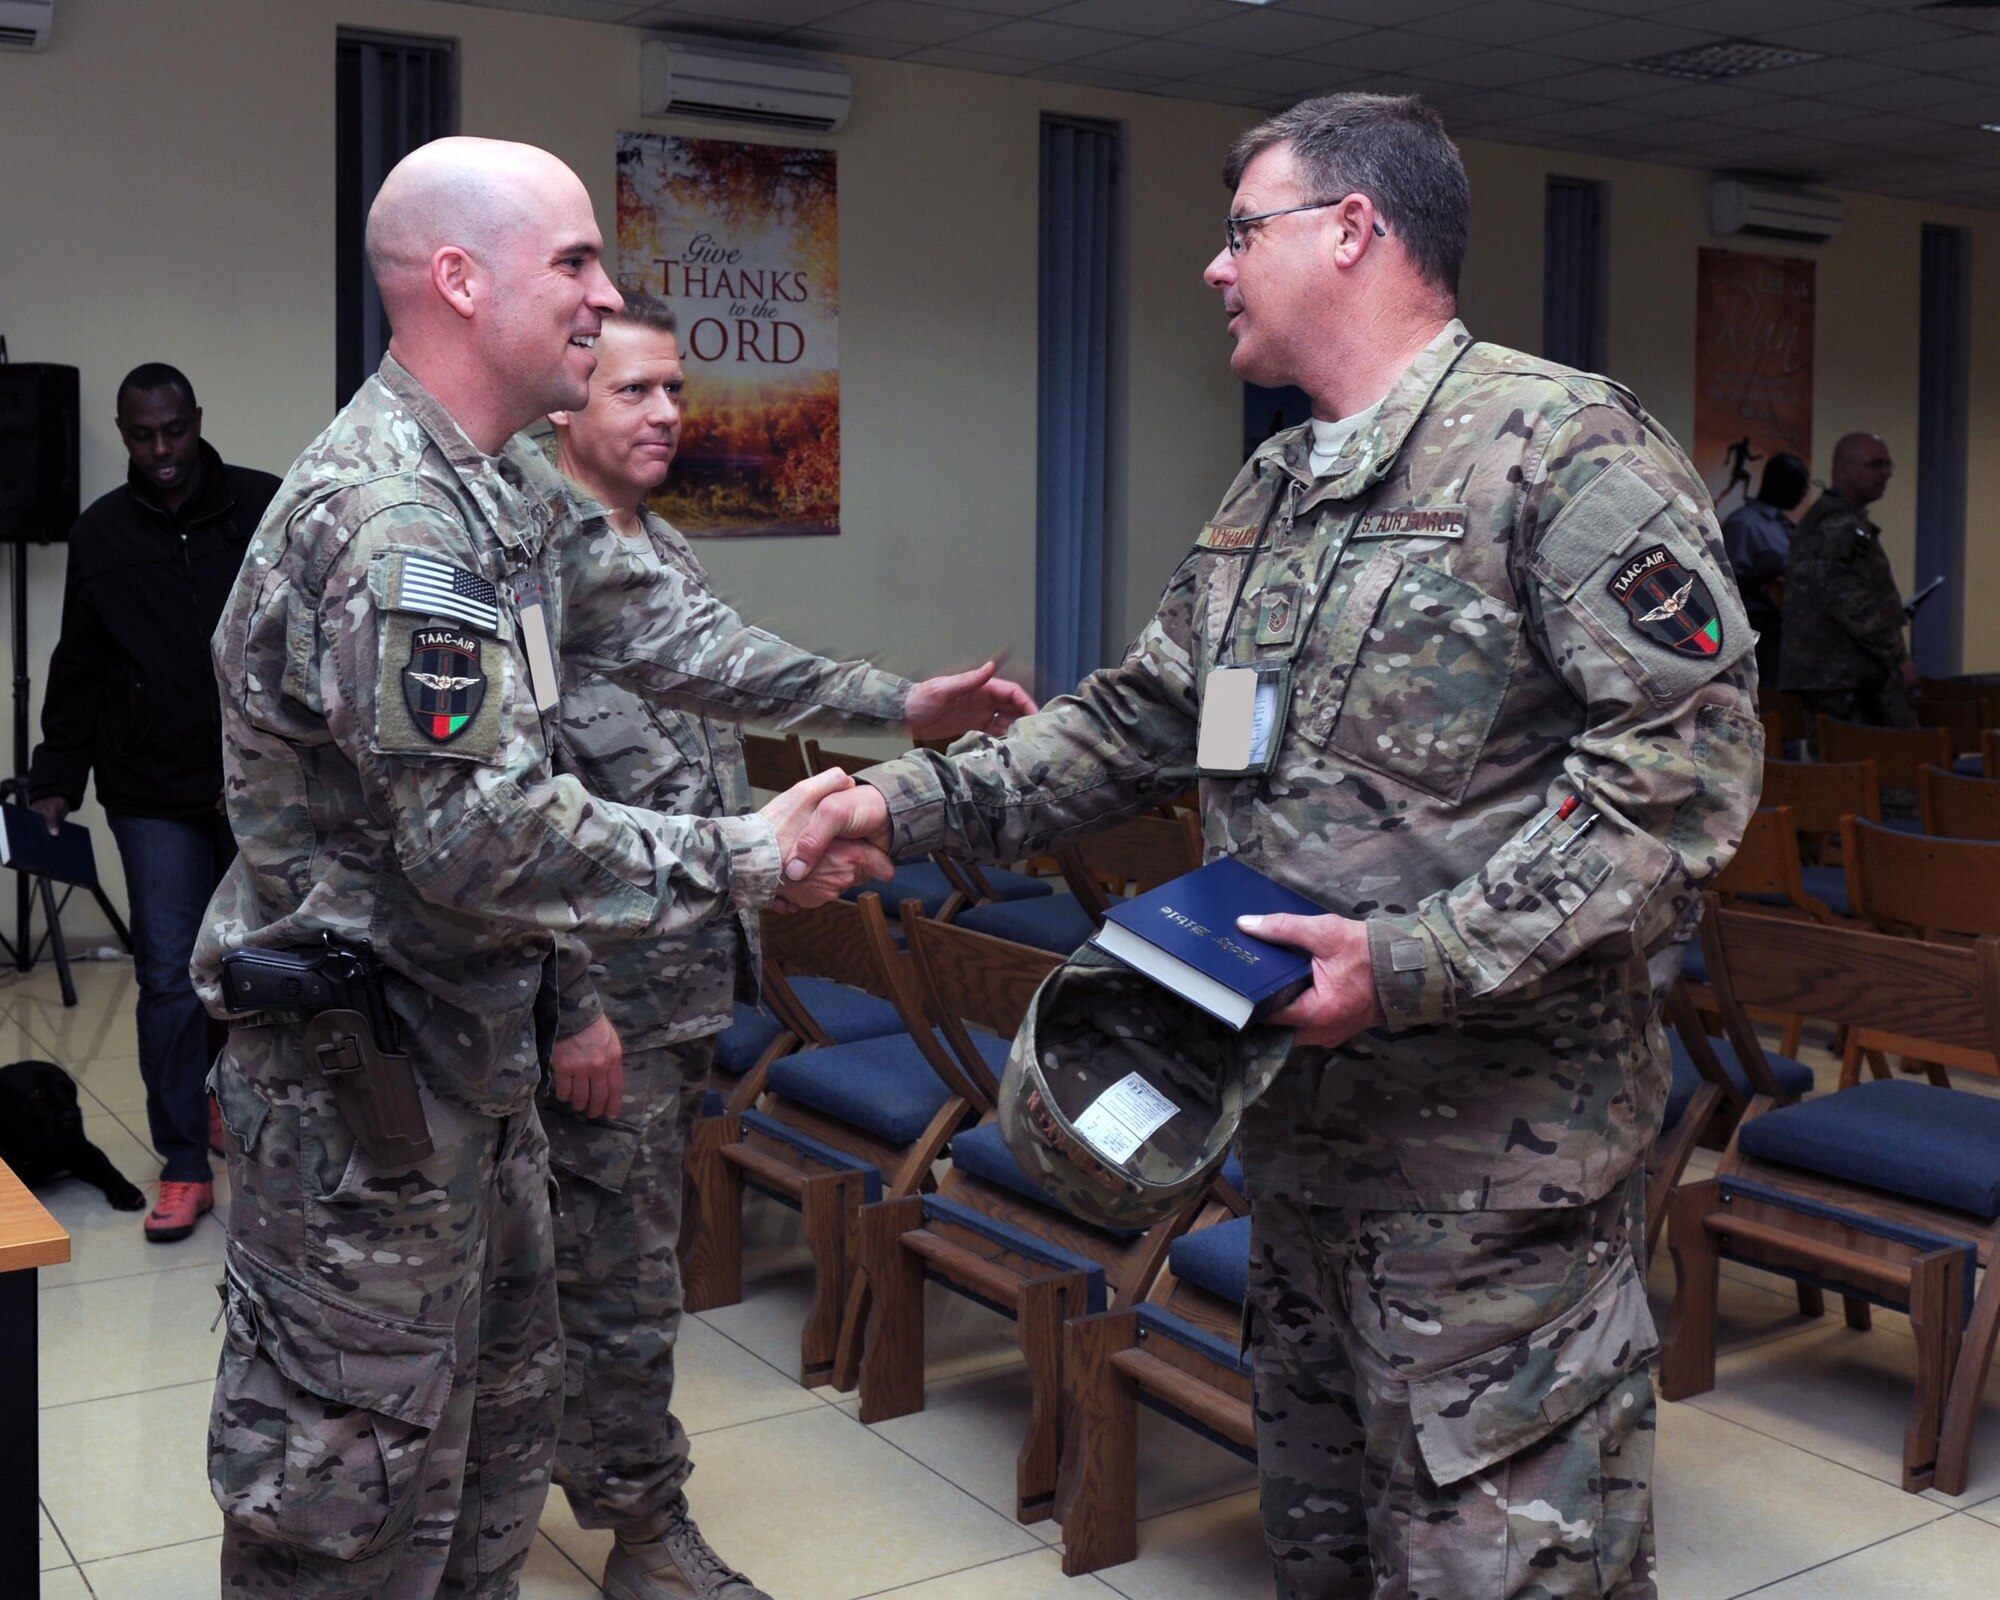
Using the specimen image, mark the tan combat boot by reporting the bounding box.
[602,1499,773,1600]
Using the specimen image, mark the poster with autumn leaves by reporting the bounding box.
[617,133,840,537]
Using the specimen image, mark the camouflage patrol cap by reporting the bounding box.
[996,944,1293,1230]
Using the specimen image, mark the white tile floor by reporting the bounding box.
[15,958,2000,1598]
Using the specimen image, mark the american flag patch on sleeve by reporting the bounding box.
[393,555,502,633]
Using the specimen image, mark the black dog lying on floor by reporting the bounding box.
[0,1058,146,1209]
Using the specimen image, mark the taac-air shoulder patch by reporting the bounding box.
[403,626,488,742]
[1608,544,1724,659]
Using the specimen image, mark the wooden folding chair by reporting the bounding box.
[854,910,1227,1521]
[1817,717,1952,813]
[684,892,989,1386]
[1917,696,1988,762]
[1760,757,1879,918]
[954,810,1204,956]
[1837,816,2000,1087]
[739,730,809,794]
[1660,901,2000,1493]
[1644,984,1745,1262]
[1058,1211,1255,1574]
[1918,765,2000,842]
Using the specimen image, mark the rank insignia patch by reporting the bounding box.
[1607,544,1723,658]
[403,627,487,742]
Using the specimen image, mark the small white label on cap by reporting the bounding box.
[1071,1072,1180,1167]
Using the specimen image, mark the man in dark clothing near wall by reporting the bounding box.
[1720,451,1809,685]
[27,363,279,1241]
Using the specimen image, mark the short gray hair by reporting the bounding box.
[1225,94,1469,298]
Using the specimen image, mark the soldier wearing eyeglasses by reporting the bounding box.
[798,93,1760,1598]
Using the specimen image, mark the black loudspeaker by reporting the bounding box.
[0,364,80,543]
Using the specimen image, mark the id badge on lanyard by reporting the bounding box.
[1197,661,1291,777]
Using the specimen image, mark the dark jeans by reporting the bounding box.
[106,812,236,1183]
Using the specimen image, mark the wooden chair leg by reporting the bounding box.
[1844,1296,1874,1332]
[830,1272,871,1395]
[856,1195,927,1424]
[1797,1283,1826,1318]
[1059,1311,1141,1577]
[1778,1012,1804,1060]
[799,1168,862,1388]
[1933,1257,2000,1496]
[1902,1248,1966,1493]
[1015,1270,1088,1524]
[1662,1180,1723,1402]
[684,1114,743,1313]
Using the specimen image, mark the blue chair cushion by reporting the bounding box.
[1680,938,1708,985]
[956,893,1108,956]
[1664,1032,1815,1129]
[845,860,960,918]
[1797,866,1855,919]
[786,977,905,1043]
[970,865,1055,903]
[714,1004,784,1077]
[1737,1078,2000,1220]
[1954,753,1986,778]
[767,1031,1005,1146]
[1168,1215,1253,1306]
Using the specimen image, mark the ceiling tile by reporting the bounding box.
[1029,60,1157,90]
[1282,0,1485,23]
[1075,36,1257,80]
[1528,64,1676,103]
[1610,81,1774,119]
[1540,19,1719,66]
[1755,56,1916,95]
[1417,46,1589,88]
[1157,80,1283,109]
[466,0,654,18]
[1190,56,1355,96]
[1037,0,1238,32]
[1166,11,1370,55]
[1816,110,1968,147]
[1836,72,1983,113]
[900,43,1041,73]
[897,0,1072,14]
[1714,97,1864,133]
[1295,27,1482,72]
[1403,1,1606,46]
[652,0,850,27]
[1426,87,1572,125]
[812,2,1004,45]
[1867,35,2000,77]
[1766,14,1978,59]
[956,16,1139,62]
[1655,0,1862,33]
[773,27,910,57]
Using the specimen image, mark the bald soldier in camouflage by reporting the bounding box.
[1778,432,1918,729]
[543,292,1034,1600]
[795,96,1760,1598]
[192,138,902,1600]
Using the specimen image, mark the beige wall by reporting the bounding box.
[3,0,1997,938]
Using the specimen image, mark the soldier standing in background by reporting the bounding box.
[1778,432,1918,728]
[542,291,1033,1600]
[794,94,1760,1598]
[190,137,915,1600]
[1719,449,1809,686]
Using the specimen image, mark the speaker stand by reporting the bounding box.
[0,539,132,1007]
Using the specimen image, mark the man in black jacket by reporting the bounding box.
[27,363,278,1241]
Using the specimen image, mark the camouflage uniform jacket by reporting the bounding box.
[864,322,1762,1210]
[1777,490,1908,693]
[555,495,912,1049]
[194,355,842,1117]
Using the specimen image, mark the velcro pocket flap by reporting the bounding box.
[1407,1251,1656,1488]
[540,1097,643,1194]
[1530,462,1665,600]
[224,1245,455,1432]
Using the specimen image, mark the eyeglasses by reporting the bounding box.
[1224,202,1386,256]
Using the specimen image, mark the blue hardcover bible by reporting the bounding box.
[1090,856,1321,1030]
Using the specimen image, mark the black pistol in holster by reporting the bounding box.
[217,935,434,1167]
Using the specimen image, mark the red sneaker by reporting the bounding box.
[144,1180,214,1243]
[209,1095,227,1157]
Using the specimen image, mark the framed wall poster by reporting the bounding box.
[616,133,839,537]
[1693,248,1815,518]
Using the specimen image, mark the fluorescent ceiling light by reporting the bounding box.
[1626,39,1823,82]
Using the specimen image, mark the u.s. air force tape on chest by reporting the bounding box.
[1198,663,1288,776]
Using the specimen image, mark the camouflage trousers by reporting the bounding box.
[208,1023,563,1600]
[546,1036,712,1535]
[1245,1178,1658,1600]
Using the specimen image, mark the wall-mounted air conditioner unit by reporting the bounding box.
[0,0,53,50]
[1710,178,1843,244]
[641,37,850,134]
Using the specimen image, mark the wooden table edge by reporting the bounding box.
[0,1158,71,1272]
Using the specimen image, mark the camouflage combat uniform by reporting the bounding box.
[860,323,1761,1598]
[1777,489,1915,728]
[547,494,910,1539]
[192,356,875,1600]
